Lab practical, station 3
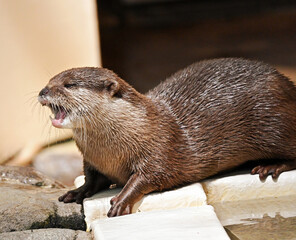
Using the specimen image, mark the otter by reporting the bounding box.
[38,58,296,217]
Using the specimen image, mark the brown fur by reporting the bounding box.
[39,58,296,217]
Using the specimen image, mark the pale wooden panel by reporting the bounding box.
[0,0,101,163]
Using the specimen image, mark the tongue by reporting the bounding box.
[55,110,66,120]
[51,109,66,128]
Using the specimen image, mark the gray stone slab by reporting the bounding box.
[0,228,91,240]
[0,166,64,188]
[0,183,85,233]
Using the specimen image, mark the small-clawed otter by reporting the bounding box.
[38,58,296,217]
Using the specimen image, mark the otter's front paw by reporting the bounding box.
[58,184,94,204]
[107,196,133,217]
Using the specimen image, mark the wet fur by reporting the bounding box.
[40,58,296,216]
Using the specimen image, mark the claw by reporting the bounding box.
[107,196,132,217]
[58,184,90,204]
[251,162,295,181]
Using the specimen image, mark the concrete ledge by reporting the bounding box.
[202,170,296,204]
[82,183,207,230]
[91,206,230,240]
[76,169,296,238]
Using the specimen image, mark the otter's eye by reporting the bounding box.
[64,83,77,88]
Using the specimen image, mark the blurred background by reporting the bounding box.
[99,0,296,92]
[0,0,296,186]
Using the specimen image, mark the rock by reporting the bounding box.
[0,166,85,233]
[0,228,92,240]
[0,183,85,233]
[0,165,64,188]
[33,141,83,186]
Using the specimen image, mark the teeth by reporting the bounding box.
[49,114,54,120]
[48,103,59,114]
[46,102,70,119]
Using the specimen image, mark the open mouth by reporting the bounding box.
[48,103,70,128]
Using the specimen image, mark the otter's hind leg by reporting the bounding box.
[251,160,296,181]
[59,161,112,204]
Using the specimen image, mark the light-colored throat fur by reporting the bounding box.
[72,95,153,185]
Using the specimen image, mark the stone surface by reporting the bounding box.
[92,206,229,240]
[33,141,83,186]
[0,228,92,240]
[0,183,85,233]
[0,165,64,188]
[0,166,85,234]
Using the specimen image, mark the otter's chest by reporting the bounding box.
[74,133,131,185]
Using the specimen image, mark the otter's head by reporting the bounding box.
[38,67,125,129]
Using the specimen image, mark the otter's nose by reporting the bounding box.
[39,87,49,97]
[38,87,50,105]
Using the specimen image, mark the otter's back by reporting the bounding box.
[147,58,296,165]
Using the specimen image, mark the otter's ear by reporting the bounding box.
[104,79,120,97]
